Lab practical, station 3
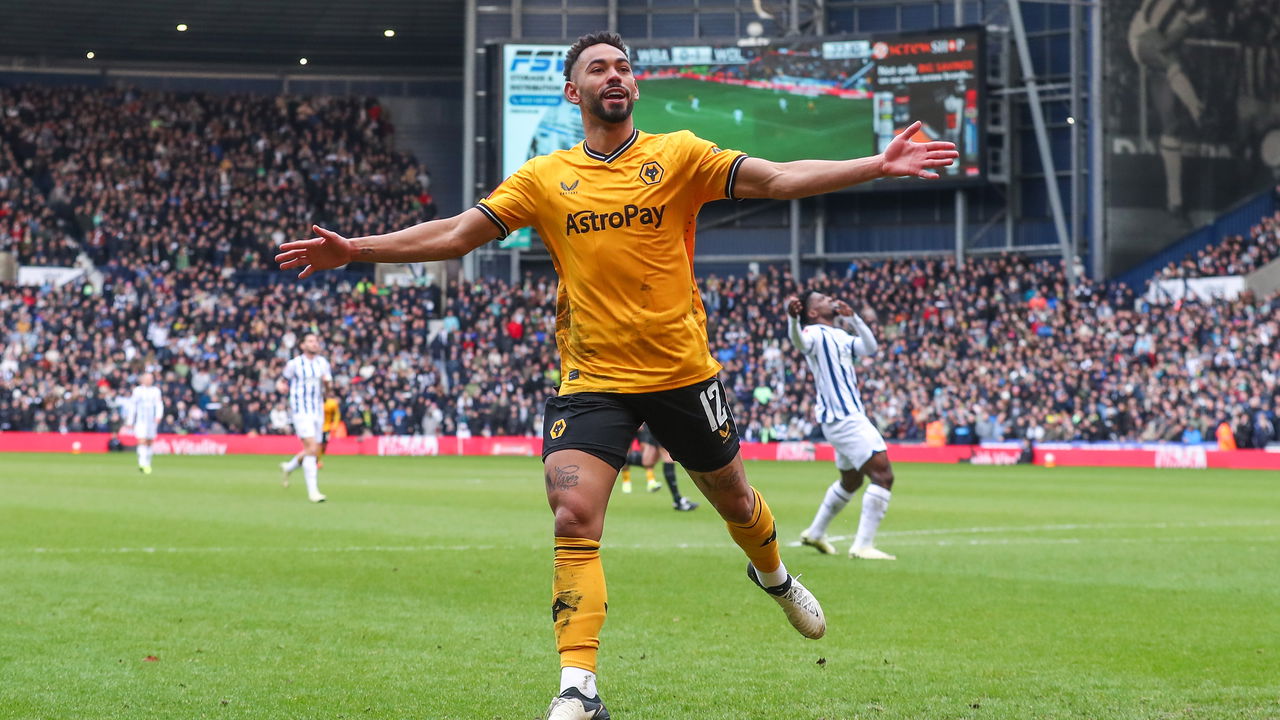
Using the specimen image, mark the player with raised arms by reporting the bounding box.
[276,31,955,720]
[788,292,897,560]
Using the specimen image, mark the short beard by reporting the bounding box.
[582,94,633,124]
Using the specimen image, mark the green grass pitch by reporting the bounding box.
[632,77,875,161]
[2,454,1277,719]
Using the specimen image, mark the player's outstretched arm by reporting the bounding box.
[733,120,959,200]
[275,209,500,279]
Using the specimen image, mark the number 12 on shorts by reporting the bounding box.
[699,383,729,431]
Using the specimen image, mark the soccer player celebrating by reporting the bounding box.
[278,333,331,503]
[125,372,164,474]
[788,292,896,560]
[276,32,954,719]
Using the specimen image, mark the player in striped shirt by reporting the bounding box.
[125,372,164,474]
[787,291,897,560]
[1127,0,1209,219]
[278,333,332,503]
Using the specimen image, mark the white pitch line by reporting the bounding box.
[7,531,1280,556]
[6,520,1279,557]
[884,535,1280,548]
[810,518,1280,545]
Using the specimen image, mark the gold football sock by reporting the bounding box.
[726,487,782,574]
[620,466,631,484]
[552,537,607,673]
[644,468,656,484]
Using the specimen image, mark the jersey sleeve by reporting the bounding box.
[474,158,540,240]
[126,390,139,424]
[282,359,295,381]
[678,131,749,205]
[789,316,815,354]
[321,358,333,381]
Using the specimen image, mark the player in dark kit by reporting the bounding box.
[619,423,699,511]
[276,31,956,720]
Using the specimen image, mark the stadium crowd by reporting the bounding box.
[2,255,1278,449]
[3,84,1278,448]
[1,85,434,272]
[1155,209,1280,280]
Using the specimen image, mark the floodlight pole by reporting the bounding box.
[508,0,524,285]
[1089,1,1104,280]
[462,0,478,282]
[1007,0,1075,289]
[785,0,809,280]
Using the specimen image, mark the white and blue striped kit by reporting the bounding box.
[798,324,867,424]
[284,355,331,416]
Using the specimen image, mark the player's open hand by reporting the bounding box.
[786,296,803,318]
[880,120,960,179]
[275,225,355,279]
[834,300,854,317]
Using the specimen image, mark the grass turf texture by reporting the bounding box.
[1,454,1277,719]
[630,77,875,161]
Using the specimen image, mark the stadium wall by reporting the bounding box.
[8,433,1278,471]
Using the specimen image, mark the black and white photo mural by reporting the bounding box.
[1105,0,1280,273]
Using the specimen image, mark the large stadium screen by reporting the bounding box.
[496,28,984,188]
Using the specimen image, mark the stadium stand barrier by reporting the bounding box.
[6,432,1278,470]
[1116,190,1277,289]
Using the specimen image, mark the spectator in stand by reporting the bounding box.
[1,85,431,271]
[3,88,1279,446]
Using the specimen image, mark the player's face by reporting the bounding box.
[140,373,154,386]
[567,44,638,125]
[301,334,321,354]
[806,292,835,321]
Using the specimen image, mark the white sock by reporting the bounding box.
[853,485,892,550]
[756,560,789,589]
[805,481,853,539]
[559,666,598,698]
[283,454,301,473]
[303,456,319,495]
[1159,136,1183,210]
[137,445,149,467]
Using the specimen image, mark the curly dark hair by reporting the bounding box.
[797,290,820,326]
[563,31,629,81]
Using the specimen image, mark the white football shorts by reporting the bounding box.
[134,421,158,441]
[292,413,323,440]
[821,413,888,471]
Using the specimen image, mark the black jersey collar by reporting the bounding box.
[582,129,639,163]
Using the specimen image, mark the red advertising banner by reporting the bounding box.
[2,433,1278,470]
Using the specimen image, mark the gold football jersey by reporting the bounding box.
[322,397,340,431]
[477,130,747,395]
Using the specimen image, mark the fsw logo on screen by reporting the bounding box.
[510,49,565,74]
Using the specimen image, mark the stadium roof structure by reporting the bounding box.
[2,0,465,75]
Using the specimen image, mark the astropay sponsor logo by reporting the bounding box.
[153,438,228,456]
[565,204,666,235]
[1154,445,1208,469]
